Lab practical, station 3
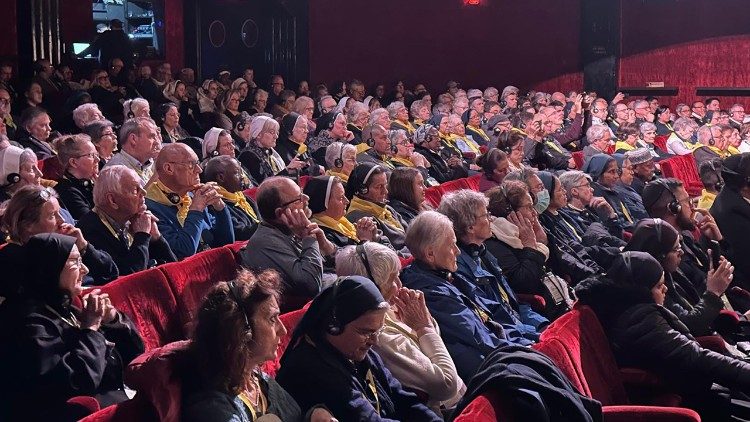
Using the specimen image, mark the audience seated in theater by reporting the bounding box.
[0,88,17,140]
[203,156,259,241]
[667,117,699,155]
[544,98,584,148]
[1,185,118,291]
[401,211,512,381]
[523,112,573,171]
[201,127,236,164]
[0,233,143,421]
[413,124,468,183]
[346,163,409,252]
[15,81,44,117]
[17,106,55,159]
[694,124,729,165]
[387,167,429,227]
[77,165,176,275]
[576,252,750,421]
[388,101,417,136]
[82,120,117,169]
[439,190,548,343]
[653,105,674,136]
[336,242,467,413]
[53,134,100,220]
[271,89,296,120]
[276,276,442,421]
[614,123,639,153]
[181,270,337,422]
[711,153,750,292]
[247,88,268,116]
[356,124,395,170]
[88,69,125,122]
[196,79,219,114]
[238,116,304,184]
[410,99,431,129]
[146,143,234,259]
[105,117,161,184]
[241,176,334,311]
[484,182,573,319]
[625,147,658,196]
[583,154,636,230]
[122,97,151,123]
[476,148,510,192]
[274,112,322,178]
[308,112,354,165]
[612,153,649,221]
[72,103,104,132]
[721,125,742,155]
[389,129,433,182]
[483,112,511,150]
[220,88,243,122]
[697,158,724,210]
[344,100,367,145]
[625,218,732,337]
[463,108,491,147]
[230,78,250,115]
[158,102,190,144]
[324,141,357,183]
[638,121,672,160]
[0,143,44,202]
[558,170,626,240]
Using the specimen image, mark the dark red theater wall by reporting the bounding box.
[619,0,750,108]
[308,0,583,94]
[0,1,18,63]
[60,0,94,44]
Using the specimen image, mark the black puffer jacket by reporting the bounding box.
[575,277,750,395]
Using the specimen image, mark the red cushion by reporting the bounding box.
[243,187,258,200]
[224,241,248,265]
[160,247,239,337]
[423,186,442,208]
[399,256,414,268]
[78,397,156,422]
[126,340,190,422]
[516,293,546,312]
[261,302,311,377]
[653,135,669,152]
[100,268,180,351]
[453,391,513,422]
[39,157,64,180]
[659,155,703,197]
[602,405,700,422]
[465,173,483,191]
[572,151,585,169]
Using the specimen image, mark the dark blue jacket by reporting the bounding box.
[401,260,511,381]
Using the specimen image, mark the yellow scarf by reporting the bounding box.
[348,196,404,232]
[728,146,741,155]
[391,156,415,167]
[467,125,490,142]
[615,141,636,152]
[697,189,717,210]
[392,120,416,134]
[544,139,563,154]
[413,119,424,127]
[216,186,258,222]
[147,180,192,226]
[356,143,370,154]
[326,170,349,182]
[295,142,308,156]
[446,134,480,154]
[312,214,359,241]
[510,127,528,137]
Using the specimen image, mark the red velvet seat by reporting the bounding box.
[654,135,669,152]
[453,391,514,421]
[261,302,311,377]
[77,398,156,422]
[159,247,239,338]
[659,154,703,197]
[38,157,64,180]
[423,185,442,208]
[243,187,258,200]
[99,267,181,351]
[224,240,249,265]
[572,151,585,169]
[465,173,482,190]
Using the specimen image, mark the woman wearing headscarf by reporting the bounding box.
[346,163,409,252]
[463,109,491,147]
[307,111,354,166]
[335,243,466,415]
[201,127,236,161]
[237,116,306,184]
[276,276,442,421]
[0,233,143,421]
[576,251,750,421]
[582,153,635,231]
[197,79,219,114]
[625,218,733,337]
[612,153,649,221]
[274,112,321,178]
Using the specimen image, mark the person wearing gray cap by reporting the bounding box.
[625,147,657,195]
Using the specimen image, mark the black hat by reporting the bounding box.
[624,218,679,261]
[607,250,664,290]
[721,152,750,189]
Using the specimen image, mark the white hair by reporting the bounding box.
[123,98,149,121]
[386,101,405,119]
[466,89,482,99]
[248,116,279,140]
[673,117,695,133]
[335,243,401,290]
[72,103,102,129]
[483,87,498,100]
[346,101,368,122]
[639,122,657,135]
[501,86,519,100]
[410,99,426,117]
[585,124,609,143]
[559,170,591,197]
[437,190,489,240]
[405,211,455,261]
[325,141,356,169]
[368,108,389,126]
[93,165,137,209]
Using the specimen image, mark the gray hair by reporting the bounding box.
[405,211,455,261]
[253,88,268,101]
[559,170,591,197]
[388,129,407,145]
[346,101,368,122]
[673,117,695,133]
[467,89,482,99]
[432,103,450,116]
[675,103,689,112]
[639,122,657,135]
[483,87,499,100]
[83,119,115,143]
[93,165,136,209]
[123,98,149,121]
[335,243,401,290]
[72,103,101,129]
[586,124,609,143]
[386,101,406,119]
[119,117,155,146]
[325,141,356,169]
[730,103,745,113]
[504,167,539,185]
[633,99,648,110]
[501,85,519,100]
[437,190,489,240]
[409,99,426,117]
[696,125,715,144]
[368,108,389,126]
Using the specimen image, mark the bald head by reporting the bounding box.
[156,143,193,170]
[257,176,299,221]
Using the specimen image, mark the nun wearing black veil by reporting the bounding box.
[276,276,441,421]
[0,233,144,421]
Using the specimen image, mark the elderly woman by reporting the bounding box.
[438,190,548,343]
[389,129,431,179]
[220,88,243,121]
[612,154,649,221]
[1,185,118,290]
[410,99,431,128]
[0,233,142,421]
[576,251,750,421]
[485,182,572,319]
[82,120,118,169]
[336,243,466,413]
[0,144,43,202]
[17,106,55,159]
[237,115,305,183]
[158,102,190,143]
[614,123,639,153]
[324,142,357,183]
[277,276,441,421]
[53,134,100,220]
[275,112,317,172]
[181,270,335,421]
[388,101,416,135]
[248,89,269,115]
[502,131,527,172]
[624,218,733,337]
[444,113,480,156]
[582,154,635,230]
[400,211,512,381]
[122,98,150,121]
[303,175,378,251]
[308,112,354,165]
[72,103,105,131]
[346,101,369,144]
[463,108,491,147]
[346,163,409,251]
[88,69,124,122]
[476,148,510,192]
[413,124,468,184]
[387,167,428,227]
[638,121,672,159]
[197,79,220,114]
[202,127,237,163]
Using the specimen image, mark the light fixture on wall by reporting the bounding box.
[464,0,481,5]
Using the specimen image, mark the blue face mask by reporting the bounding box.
[534,189,551,214]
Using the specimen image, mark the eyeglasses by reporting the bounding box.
[573,182,592,189]
[0,98,9,105]
[356,327,385,341]
[169,160,201,171]
[67,256,83,268]
[76,152,100,160]
[279,193,309,208]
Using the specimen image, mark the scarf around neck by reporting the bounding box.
[216,186,258,222]
[348,196,404,232]
[312,214,358,241]
[490,217,549,259]
[147,180,192,225]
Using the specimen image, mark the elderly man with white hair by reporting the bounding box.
[72,103,105,130]
[122,97,150,121]
[77,165,176,275]
[146,143,234,259]
[582,124,613,161]
[105,117,162,183]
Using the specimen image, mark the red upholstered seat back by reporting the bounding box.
[160,247,239,338]
[224,241,248,265]
[659,154,703,196]
[78,398,156,422]
[38,157,64,180]
[423,186,442,208]
[572,151,585,169]
[453,391,514,422]
[100,267,181,351]
[261,302,311,377]
[243,187,258,200]
[653,135,669,152]
[465,173,483,190]
[535,305,628,406]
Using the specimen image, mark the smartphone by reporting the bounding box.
[707,241,722,268]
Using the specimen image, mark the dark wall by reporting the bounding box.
[308,0,583,94]
[619,0,750,107]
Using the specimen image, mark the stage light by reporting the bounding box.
[464,0,481,5]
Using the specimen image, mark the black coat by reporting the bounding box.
[55,173,95,221]
[663,271,723,336]
[414,145,467,184]
[77,210,177,276]
[388,199,419,228]
[223,197,260,241]
[16,128,55,160]
[711,187,750,291]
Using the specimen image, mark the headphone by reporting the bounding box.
[326,278,344,335]
[126,100,135,119]
[157,182,181,204]
[235,113,249,132]
[389,133,399,155]
[358,165,379,196]
[356,243,375,282]
[708,129,716,146]
[334,144,345,168]
[6,172,20,185]
[707,159,725,191]
[622,251,633,277]
[500,99,507,109]
[644,179,681,215]
[227,280,253,340]
[210,149,220,158]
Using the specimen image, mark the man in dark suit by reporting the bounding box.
[78,19,135,69]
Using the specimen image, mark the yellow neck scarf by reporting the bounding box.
[393,120,416,134]
[615,141,636,152]
[391,156,415,167]
[295,142,308,156]
[728,145,741,155]
[326,170,349,182]
[147,180,192,226]
[348,196,404,232]
[467,125,490,142]
[312,214,359,241]
[216,186,258,222]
